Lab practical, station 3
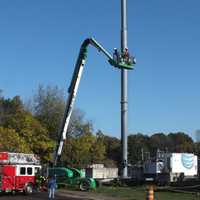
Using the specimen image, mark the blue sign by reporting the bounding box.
[181,154,194,169]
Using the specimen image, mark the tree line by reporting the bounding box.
[0,86,199,169]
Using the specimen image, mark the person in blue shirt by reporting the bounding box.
[48,176,57,199]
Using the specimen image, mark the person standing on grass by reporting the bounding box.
[48,176,57,199]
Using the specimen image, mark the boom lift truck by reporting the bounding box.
[50,38,135,191]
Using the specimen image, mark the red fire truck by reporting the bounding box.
[0,152,41,194]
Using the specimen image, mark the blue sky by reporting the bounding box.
[0,0,200,139]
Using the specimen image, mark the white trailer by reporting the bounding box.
[85,164,118,180]
[144,153,198,184]
[169,153,198,182]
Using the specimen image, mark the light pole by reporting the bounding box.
[121,0,128,178]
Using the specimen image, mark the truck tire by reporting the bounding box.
[24,183,33,195]
[79,180,90,191]
[11,190,16,195]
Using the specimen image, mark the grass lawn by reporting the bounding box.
[94,186,197,200]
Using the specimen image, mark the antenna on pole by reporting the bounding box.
[121,0,128,178]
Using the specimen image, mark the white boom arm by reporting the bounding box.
[53,38,113,165]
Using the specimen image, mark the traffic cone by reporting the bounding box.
[146,185,154,200]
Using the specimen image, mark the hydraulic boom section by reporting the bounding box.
[53,38,135,166]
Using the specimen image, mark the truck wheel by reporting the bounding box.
[95,180,103,187]
[24,183,33,195]
[79,180,90,191]
[11,190,16,195]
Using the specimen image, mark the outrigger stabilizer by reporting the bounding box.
[53,38,136,166]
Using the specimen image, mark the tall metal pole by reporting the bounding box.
[121,0,128,178]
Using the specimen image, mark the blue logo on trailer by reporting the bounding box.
[181,154,194,169]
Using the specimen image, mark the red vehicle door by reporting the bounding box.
[15,166,35,190]
[1,165,15,191]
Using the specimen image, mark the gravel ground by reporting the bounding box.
[0,190,90,200]
[0,189,113,200]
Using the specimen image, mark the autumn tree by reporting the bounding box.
[167,132,194,152]
[195,130,200,142]
[149,133,169,154]
[32,85,65,140]
[0,92,3,124]
[91,132,106,164]
[61,131,106,168]
[128,133,150,165]
[0,127,30,152]
[0,95,54,162]
[101,132,121,167]
[30,85,92,140]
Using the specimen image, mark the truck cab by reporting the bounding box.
[0,152,41,194]
[48,167,96,191]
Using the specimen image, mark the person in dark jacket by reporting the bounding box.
[48,176,57,199]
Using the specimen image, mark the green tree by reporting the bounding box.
[32,85,65,140]
[149,133,169,154]
[167,132,194,152]
[0,93,3,124]
[67,109,93,137]
[31,85,92,140]
[0,127,31,152]
[90,132,106,164]
[194,142,200,157]
[195,130,200,142]
[102,133,121,167]
[0,95,54,162]
[128,133,150,165]
[61,133,106,168]
[0,96,24,126]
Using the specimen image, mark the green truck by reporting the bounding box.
[48,167,96,191]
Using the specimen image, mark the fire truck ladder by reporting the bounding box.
[53,38,135,166]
